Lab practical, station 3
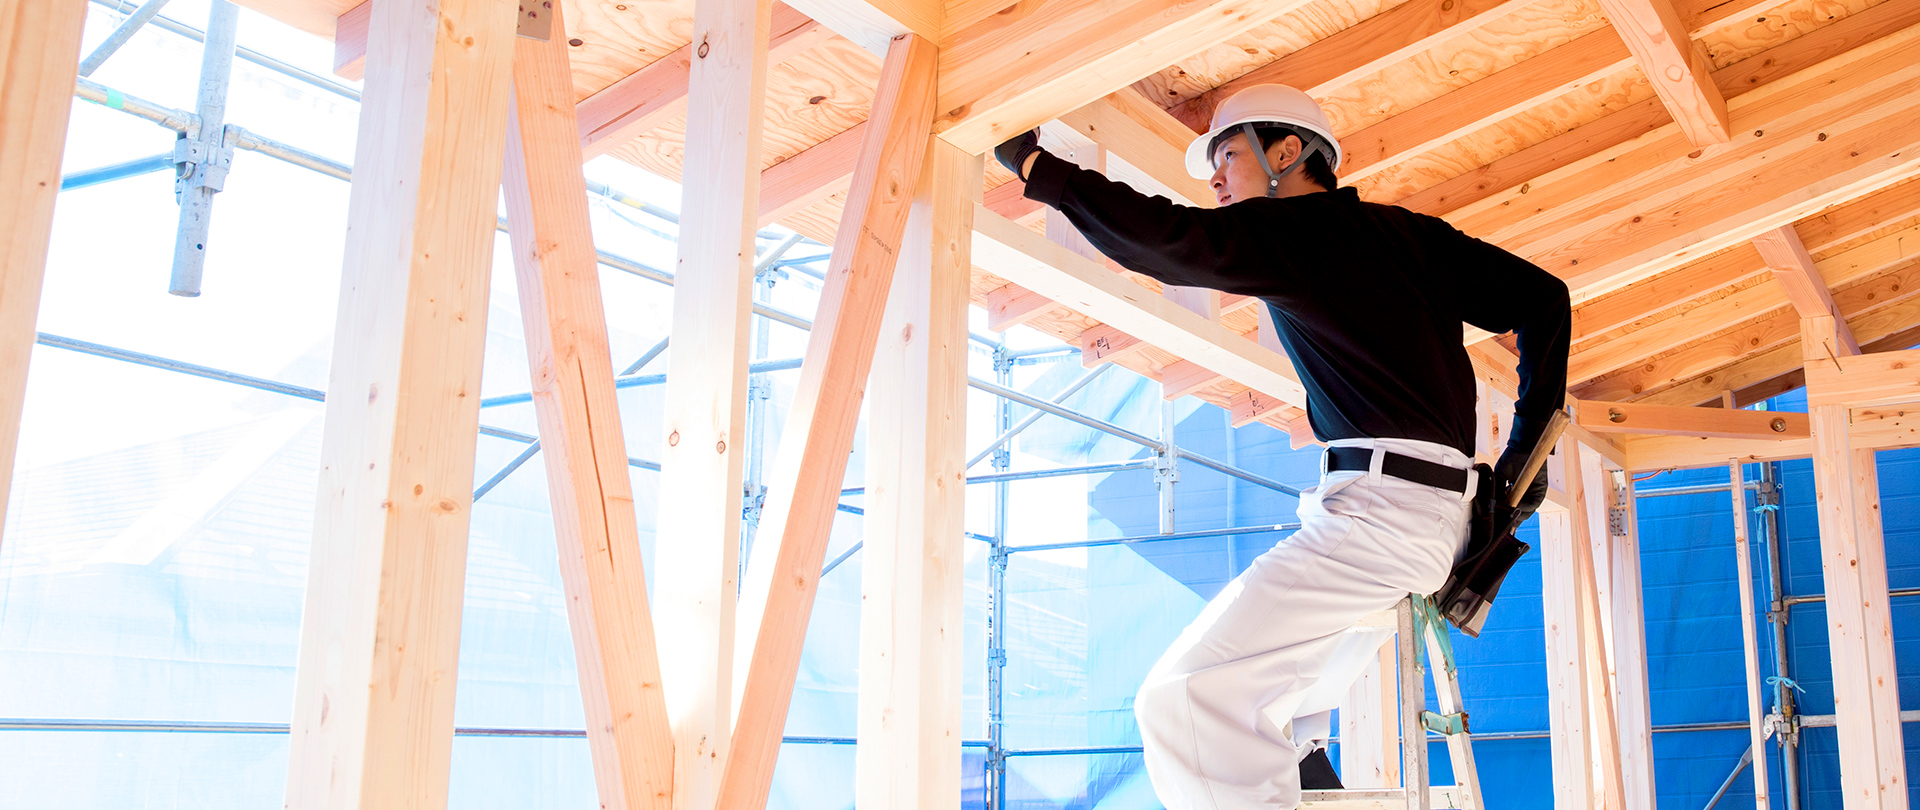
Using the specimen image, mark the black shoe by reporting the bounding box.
[1299,748,1343,790]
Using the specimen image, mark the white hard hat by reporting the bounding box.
[1184,84,1342,179]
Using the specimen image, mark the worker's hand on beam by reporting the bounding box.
[1495,414,1552,528]
[994,129,1043,181]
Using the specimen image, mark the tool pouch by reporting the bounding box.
[1431,464,1532,638]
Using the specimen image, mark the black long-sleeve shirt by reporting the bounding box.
[1023,151,1570,456]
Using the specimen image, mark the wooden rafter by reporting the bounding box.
[971,206,1308,408]
[724,33,941,810]
[284,0,521,806]
[1165,0,1525,131]
[501,5,674,806]
[1400,0,1920,217]
[1457,19,1920,301]
[932,0,1317,153]
[0,0,86,550]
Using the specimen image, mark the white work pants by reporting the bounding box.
[1136,437,1475,810]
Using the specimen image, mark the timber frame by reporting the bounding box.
[9,0,1920,805]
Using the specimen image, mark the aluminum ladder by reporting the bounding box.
[1302,594,1484,810]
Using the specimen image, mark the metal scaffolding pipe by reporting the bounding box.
[477,357,804,408]
[79,0,174,77]
[967,376,1159,449]
[964,364,1111,470]
[61,153,174,191]
[169,0,240,297]
[1008,522,1302,554]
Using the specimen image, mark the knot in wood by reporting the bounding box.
[697,38,710,58]
[668,430,681,447]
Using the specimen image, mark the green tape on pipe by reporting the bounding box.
[106,88,124,110]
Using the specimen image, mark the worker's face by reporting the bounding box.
[1209,132,1300,206]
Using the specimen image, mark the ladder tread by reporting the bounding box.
[1299,785,1469,809]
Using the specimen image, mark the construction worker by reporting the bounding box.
[994,84,1570,809]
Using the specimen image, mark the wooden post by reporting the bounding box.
[652,0,773,803]
[501,4,673,808]
[721,32,940,810]
[1724,389,1772,810]
[1801,314,1907,808]
[1581,447,1656,808]
[283,0,519,807]
[0,0,87,550]
[1540,439,1627,808]
[853,137,976,810]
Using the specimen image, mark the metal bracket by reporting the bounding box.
[1154,452,1179,485]
[1607,505,1630,537]
[988,649,1007,667]
[172,132,235,198]
[1754,485,1781,507]
[1423,710,1468,736]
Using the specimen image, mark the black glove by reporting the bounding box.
[1494,414,1551,529]
[993,129,1043,181]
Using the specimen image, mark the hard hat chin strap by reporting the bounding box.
[1241,122,1322,198]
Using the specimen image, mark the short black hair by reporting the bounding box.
[1208,124,1339,192]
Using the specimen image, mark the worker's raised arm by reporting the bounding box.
[1010,149,1297,296]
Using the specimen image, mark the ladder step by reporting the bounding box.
[1300,785,1469,809]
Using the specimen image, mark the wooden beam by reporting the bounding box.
[983,178,1045,225]
[931,0,1317,153]
[1801,314,1908,807]
[1563,216,1920,385]
[283,1,520,807]
[854,137,976,810]
[338,2,831,158]
[971,206,1308,408]
[1573,399,1809,439]
[1404,0,1920,218]
[780,0,939,56]
[723,34,940,810]
[1622,404,1920,470]
[1340,30,1634,183]
[985,280,1059,331]
[1755,224,1861,352]
[1453,20,1920,301]
[1227,387,1283,428]
[761,120,865,226]
[501,6,673,808]
[1160,359,1224,400]
[653,0,775,803]
[1080,323,1148,367]
[1057,91,1214,207]
[577,3,832,160]
[333,1,369,80]
[1595,0,1729,145]
[0,0,86,551]
[1587,254,1920,406]
[1165,0,1524,132]
[1807,347,1920,408]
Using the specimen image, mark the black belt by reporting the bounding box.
[1325,446,1470,493]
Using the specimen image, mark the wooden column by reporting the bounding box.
[1721,389,1772,810]
[853,137,976,810]
[1540,439,1626,809]
[1801,314,1907,808]
[722,33,939,810]
[283,0,519,807]
[501,4,673,808]
[0,0,87,548]
[1580,446,1656,808]
[652,0,773,803]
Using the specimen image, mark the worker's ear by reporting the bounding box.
[1269,133,1302,169]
